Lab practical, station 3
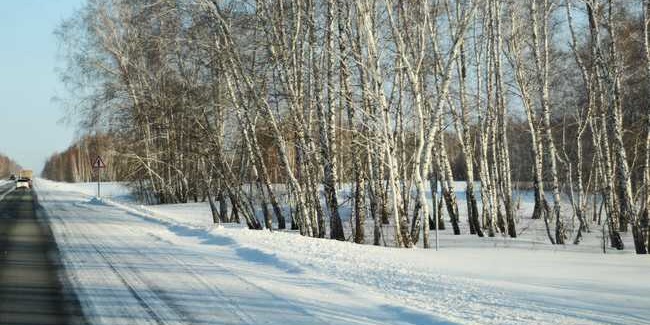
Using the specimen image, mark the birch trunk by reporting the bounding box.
[205,2,313,236]
[492,0,516,237]
[356,0,411,247]
[314,1,344,240]
[337,0,367,244]
[585,2,623,249]
[603,1,645,253]
[566,0,592,244]
[454,39,483,237]
[508,10,553,243]
[531,0,565,244]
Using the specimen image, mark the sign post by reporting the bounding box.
[92,156,106,198]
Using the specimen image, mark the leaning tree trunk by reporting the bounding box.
[201,160,222,224]
[436,120,461,235]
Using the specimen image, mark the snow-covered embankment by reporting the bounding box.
[34,179,650,325]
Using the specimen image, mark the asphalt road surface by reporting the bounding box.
[0,184,85,325]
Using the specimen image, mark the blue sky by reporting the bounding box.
[0,0,85,174]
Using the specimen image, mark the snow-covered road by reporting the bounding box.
[34,179,650,325]
[35,180,448,325]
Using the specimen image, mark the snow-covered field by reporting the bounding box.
[34,179,650,325]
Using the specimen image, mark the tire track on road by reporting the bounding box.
[45,201,181,325]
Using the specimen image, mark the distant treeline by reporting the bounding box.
[0,154,19,178]
[42,134,129,183]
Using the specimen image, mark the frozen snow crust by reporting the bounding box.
[34,179,650,325]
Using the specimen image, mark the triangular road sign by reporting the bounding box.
[92,156,106,169]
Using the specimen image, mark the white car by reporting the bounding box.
[16,178,31,189]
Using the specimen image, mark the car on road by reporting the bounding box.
[8,174,16,181]
[15,178,31,189]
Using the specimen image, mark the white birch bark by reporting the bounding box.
[530,0,565,244]
[508,8,554,243]
[583,2,623,249]
[356,0,411,247]
[601,1,646,253]
[202,0,314,236]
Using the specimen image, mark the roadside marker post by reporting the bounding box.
[92,156,106,198]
